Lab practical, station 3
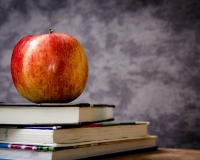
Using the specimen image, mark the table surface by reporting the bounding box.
[99,148,200,160]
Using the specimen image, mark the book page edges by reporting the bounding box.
[79,107,114,123]
[0,135,157,147]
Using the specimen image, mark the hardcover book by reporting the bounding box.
[0,121,149,144]
[0,103,114,125]
[0,136,158,160]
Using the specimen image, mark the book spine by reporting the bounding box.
[0,143,54,151]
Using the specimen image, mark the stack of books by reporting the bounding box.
[0,102,158,160]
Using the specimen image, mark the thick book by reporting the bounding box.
[0,122,149,144]
[0,103,114,125]
[0,136,158,160]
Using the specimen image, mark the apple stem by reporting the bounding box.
[49,29,53,34]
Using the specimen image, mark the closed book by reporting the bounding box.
[0,103,114,125]
[0,122,149,144]
[0,136,158,160]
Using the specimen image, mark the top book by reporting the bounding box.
[0,103,114,126]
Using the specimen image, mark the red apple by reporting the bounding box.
[11,29,88,103]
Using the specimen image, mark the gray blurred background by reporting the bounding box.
[0,0,200,149]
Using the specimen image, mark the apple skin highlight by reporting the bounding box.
[11,31,88,103]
